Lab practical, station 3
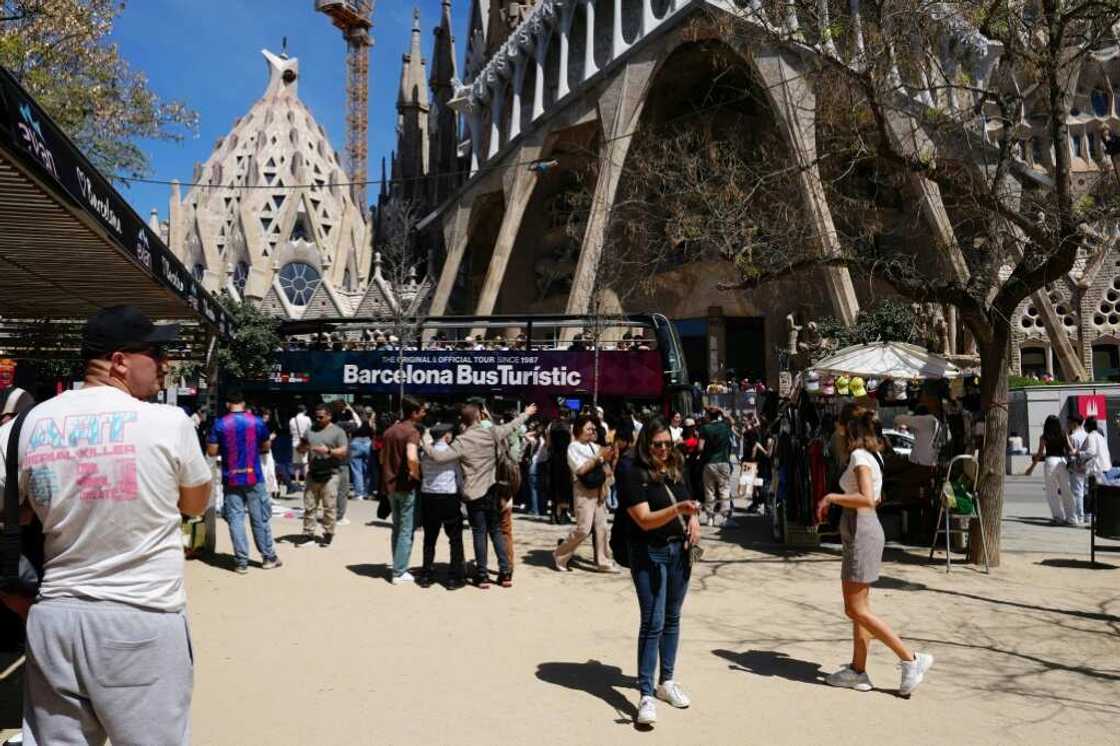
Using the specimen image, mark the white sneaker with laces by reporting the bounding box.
[826,665,873,691]
[655,680,691,708]
[391,571,416,585]
[899,652,934,695]
[636,695,657,724]
[336,518,352,526]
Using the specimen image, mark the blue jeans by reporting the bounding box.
[390,490,417,576]
[528,462,544,516]
[222,482,277,567]
[466,489,511,576]
[630,540,691,696]
[349,437,372,497]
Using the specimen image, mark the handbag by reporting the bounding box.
[662,483,703,567]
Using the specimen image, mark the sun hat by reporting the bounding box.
[822,375,836,396]
[835,375,851,396]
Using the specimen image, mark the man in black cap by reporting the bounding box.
[417,422,465,588]
[7,305,211,745]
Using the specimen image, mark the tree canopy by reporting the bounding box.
[0,0,198,180]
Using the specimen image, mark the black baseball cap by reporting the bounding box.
[81,305,179,360]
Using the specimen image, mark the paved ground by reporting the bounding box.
[2,478,1118,745]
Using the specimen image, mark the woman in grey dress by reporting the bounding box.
[817,409,934,696]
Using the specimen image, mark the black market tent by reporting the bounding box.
[0,66,231,337]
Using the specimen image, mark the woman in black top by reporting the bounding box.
[620,417,701,726]
[1032,414,1075,524]
[549,420,574,524]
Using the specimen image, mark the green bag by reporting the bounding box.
[950,480,975,515]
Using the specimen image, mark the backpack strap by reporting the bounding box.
[2,409,31,581]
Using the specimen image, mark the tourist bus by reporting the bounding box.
[247,313,691,418]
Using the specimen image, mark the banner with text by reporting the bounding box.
[254,350,664,398]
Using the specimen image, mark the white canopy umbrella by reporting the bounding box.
[810,342,962,380]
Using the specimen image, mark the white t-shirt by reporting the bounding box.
[1,386,211,612]
[1083,430,1113,475]
[568,440,602,498]
[838,448,883,505]
[895,414,940,466]
[670,426,683,443]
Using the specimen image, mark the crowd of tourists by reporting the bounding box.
[1031,412,1113,527]
[276,328,656,352]
[0,305,939,742]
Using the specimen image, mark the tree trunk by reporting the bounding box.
[970,332,1009,567]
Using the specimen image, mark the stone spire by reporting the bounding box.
[429,0,459,205]
[395,7,430,203]
[398,8,430,112]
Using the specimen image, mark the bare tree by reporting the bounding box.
[374,198,431,412]
[595,1,1120,564]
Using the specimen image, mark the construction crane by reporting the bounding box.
[315,0,374,212]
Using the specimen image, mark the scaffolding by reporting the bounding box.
[315,0,374,212]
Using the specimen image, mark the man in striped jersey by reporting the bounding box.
[207,388,282,574]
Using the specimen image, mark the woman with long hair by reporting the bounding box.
[619,417,702,725]
[1032,414,1075,524]
[818,410,933,695]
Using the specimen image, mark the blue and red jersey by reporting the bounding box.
[208,411,269,487]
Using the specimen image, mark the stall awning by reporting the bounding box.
[0,66,231,337]
[811,342,962,380]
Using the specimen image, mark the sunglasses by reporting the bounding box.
[120,344,167,360]
[651,440,672,449]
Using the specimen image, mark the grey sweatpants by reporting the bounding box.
[23,598,193,746]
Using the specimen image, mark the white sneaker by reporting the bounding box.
[826,665,873,691]
[336,518,352,526]
[899,652,934,695]
[636,695,657,724]
[655,680,691,708]
[391,571,416,585]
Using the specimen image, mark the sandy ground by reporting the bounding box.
[3,491,1119,745]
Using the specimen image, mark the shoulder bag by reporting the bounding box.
[662,481,703,567]
[576,444,607,489]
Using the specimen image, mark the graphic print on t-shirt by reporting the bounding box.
[24,410,141,505]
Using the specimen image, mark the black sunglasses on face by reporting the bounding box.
[651,441,672,449]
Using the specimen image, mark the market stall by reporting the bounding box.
[772,342,983,548]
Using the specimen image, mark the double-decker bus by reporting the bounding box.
[247,313,690,417]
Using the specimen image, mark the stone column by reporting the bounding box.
[472,140,546,333]
[641,0,658,38]
[558,4,574,99]
[750,46,859,325]
[488,82,506,159]
[425,198,475,340]
[532,27,552,120]
[510,61,527,141]
[564,60,656,332]
[612,0,627,60]
[583,0,599,81]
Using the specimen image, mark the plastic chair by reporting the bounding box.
[929,452,990,573]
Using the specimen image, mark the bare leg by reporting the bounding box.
[851,620,872,672]
[843,581,913,663]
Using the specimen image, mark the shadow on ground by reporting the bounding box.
[535,660,639,726]
[1037,558,1117,570]
[346,563,392,582]
[712,649,826,686]
[876,574,1120,624]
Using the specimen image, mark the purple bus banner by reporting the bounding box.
[254,350,664,397]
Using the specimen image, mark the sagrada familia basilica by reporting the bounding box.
[151,0,1120,384]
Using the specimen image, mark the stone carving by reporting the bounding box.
[785,313,802,355]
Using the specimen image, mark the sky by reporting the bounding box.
[110,0,466,219]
